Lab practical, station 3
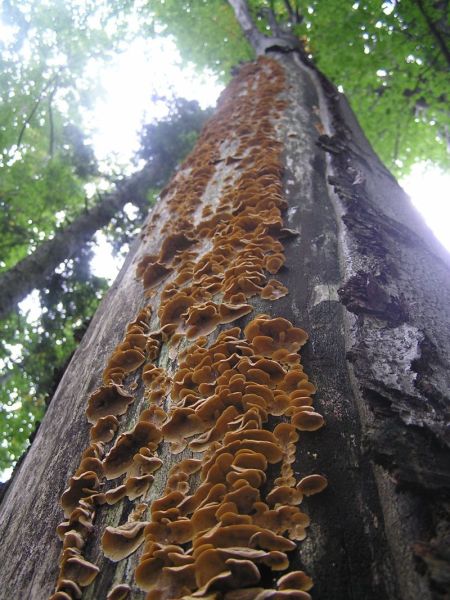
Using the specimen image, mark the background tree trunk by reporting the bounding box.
[0,49,449,600]
[0,160,165,319]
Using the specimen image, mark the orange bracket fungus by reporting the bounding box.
[52,57,328,600]
[103,421,162,479]
[106,584,131,600]
[90,415,120,443]
[297,474,328,496]
[60,472,100,517]
[102,520,149,562]
[86,385,134,424]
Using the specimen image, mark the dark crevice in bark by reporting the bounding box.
[338,270,409,326]
[363,387,450,490]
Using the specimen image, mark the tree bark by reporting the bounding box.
[228,0,301,54]
[0,159,164,319]
[0,28,449,600]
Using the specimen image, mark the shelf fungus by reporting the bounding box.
[138,258,173,290]
[297,474,328,496]
[103,421,162,480]
[53,57,327,600]
[102,520,149,562]
[134,310,324,597]
[86,385,134,424]
[90,415,120,443]
[60,471,100,517]
[106,584,131,600]
[58,554,100,587]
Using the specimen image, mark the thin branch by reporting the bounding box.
[228,0,300,54]
[415,0,450,69]
[292,0,303,23]
[48,92,55,158]
[228,0,268,54]
[265,6,282,34]
[283,0,294,19]
[16,72,60,148]
[393,126,400,162]
[0,157,168,318]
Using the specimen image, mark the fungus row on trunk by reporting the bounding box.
[51,305,157,598]
[51,57,328,600]
[134,319,326,599]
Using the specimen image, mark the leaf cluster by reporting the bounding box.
[296,0,450,174]
[0,246,108,471]
[152,0,449,175]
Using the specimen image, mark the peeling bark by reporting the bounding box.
[294,49,450,598]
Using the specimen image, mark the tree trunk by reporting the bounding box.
[0,159,164,319]
[0,43,449,600]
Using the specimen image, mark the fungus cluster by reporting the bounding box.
[135,319,326,598]
[51,305,157,598]
[51,57,328,600]
[135,58,297,346]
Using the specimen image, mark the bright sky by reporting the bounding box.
[86,36,224,281]
[401,164,450,251]
[85,37,223,166]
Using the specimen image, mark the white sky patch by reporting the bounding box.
[0,467,13,483]
[90,231,124,282]
[0,21,18,45]
[18,290,42,323]
[401,164,450,252]
[83,35,224,279]
[85,36,223,166]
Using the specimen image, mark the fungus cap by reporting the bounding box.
[90,415,120,443]
[103,422,162,480]
[101,521,148,561]
[106,584,131,600]
[291,411,324,431]
[297,474,328,496]
[277,571,313,591]
[60,556,99,586]
[86,385,134,425]
[60,472,100,517]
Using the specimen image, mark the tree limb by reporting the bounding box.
[415,0,450,69]
[16,72,60,149]
[0,157,166,319]
[48,91,56,158]
[228,0,301,54]
[282,0,302,24]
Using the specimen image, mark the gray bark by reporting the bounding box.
[228,0,301,54]
[277,50,450,599]
[0,159,164,319]
[0,28,449,600]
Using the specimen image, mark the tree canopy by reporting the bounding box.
[153,0,449,174]
[0,0,448,473]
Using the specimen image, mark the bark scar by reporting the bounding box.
[338,270,408,326]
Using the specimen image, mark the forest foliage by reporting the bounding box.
[153,0,449,172]
[0,0,448,472]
